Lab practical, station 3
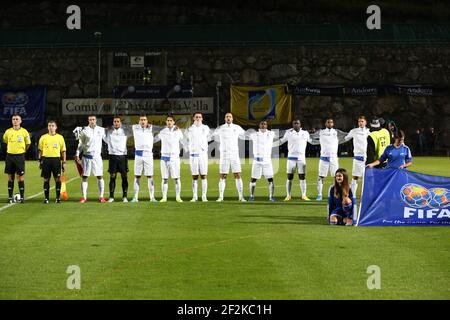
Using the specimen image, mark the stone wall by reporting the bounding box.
[0,44,449,151]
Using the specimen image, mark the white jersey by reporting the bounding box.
[105,126,131,156]
[186,123,210,154]
[75,125,106,157]
[213,123,245,158]
[249,129,275,160]
[280,128,310,159]
[158,127,184,158]
[319,128,339,158]
[345,127,370,157]
[132,124,154,156]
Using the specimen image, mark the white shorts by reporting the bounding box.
[352,158,366,177]
[134,156,154,176]
[251,159,274,179]
[190,153,208,176]
[82,155,103,177]
[161,156,181,179]
[318,158,339,177]
[286,157,306,175]
[220,157,241,174]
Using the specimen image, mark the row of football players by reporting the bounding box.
[2,112,369,204]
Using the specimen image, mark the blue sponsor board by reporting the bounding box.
[358,168,450,226]
[0,86,46,127]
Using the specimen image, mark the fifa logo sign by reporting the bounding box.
[400,184,450,219]
[2,92,29,116]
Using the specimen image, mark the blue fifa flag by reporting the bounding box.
[357,168,450,226]
[0,86,47,127]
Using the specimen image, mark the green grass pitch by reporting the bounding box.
[0,157,449,299]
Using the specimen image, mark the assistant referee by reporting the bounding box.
[38,120,67,204]
[3,114,31,203]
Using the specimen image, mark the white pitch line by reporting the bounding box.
[0,176,79,213]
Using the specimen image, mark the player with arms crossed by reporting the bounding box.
[247,120,277,202]
[156,115,185,202]
[131,114,157,202]
[277,118,312,201]
[186,112,211,202]
[3,114,31,203]
[74,115,107,203]
[38,120,66,204]
[213,112,246,202]
[343,116,370,196]
[104,116,132,202]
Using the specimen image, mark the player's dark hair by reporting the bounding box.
[394,129,405,140]
[11,114,21,119]
[292,118,301,123]
[334,168,350,199]
[193,112,203,118]
[88,115,96,118]
[166,114,174,121]
[47,120,57,125]
[358,116,367,121]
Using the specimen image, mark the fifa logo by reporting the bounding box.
[400,184,450,219]
[2,92,29,116]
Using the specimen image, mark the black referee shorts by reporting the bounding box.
[108,155,128,174]
[41,157,62,179]
[4,153,25,176]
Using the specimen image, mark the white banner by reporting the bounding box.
[62,97,214,115]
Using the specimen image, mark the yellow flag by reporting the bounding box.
[230,84,292,126]
[60,174,69,201]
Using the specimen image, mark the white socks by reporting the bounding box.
[300,180,307,197]
[235,178,243,199]
[162,180,169,199]
[201,179,207,198]
[219,179,226,199]
[317,178,324,197]
[286,180,292,197]
[97,178,104,198]
[192,180,198,199]
[148,177,154,199]
[175,179,181,198]
[133,178,140,199]
[81,180,88,199]
[351,179,358,196]
[269,181,274,198]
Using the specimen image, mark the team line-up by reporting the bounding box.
[2,112,412,225]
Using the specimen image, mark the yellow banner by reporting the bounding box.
[230,84,292,126]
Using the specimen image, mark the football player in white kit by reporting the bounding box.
[156,115,185,203]
[316,118,339,201]
[344,116,370,196]
[74,115,107,203]
[278,118,311,201]
[186,112,211,202]
[131,114,157,202]
[104,116,132,202]
[248,120,276,201]
[213,112,246,202]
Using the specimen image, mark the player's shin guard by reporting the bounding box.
[81,180,88,199]
[300,180,307,197]
[218,179,226,199]
[148,177,154,199]
[317,178,324,197]
[192,180,198,200]
[18,181,24,199]
[55,181,61,200]
[249,181,256,197]
[109,176,116,198]
[43,181,50,200]
[201,179,207,198]
[8,181,14,199]
[351,179,358,196]
[235,178,243,199]
[175,179,181,198]
[122,177,128,198]
[133,178,140,199]
[286,179,292,197]
[162,180,169,199]
[97,178,105,198]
